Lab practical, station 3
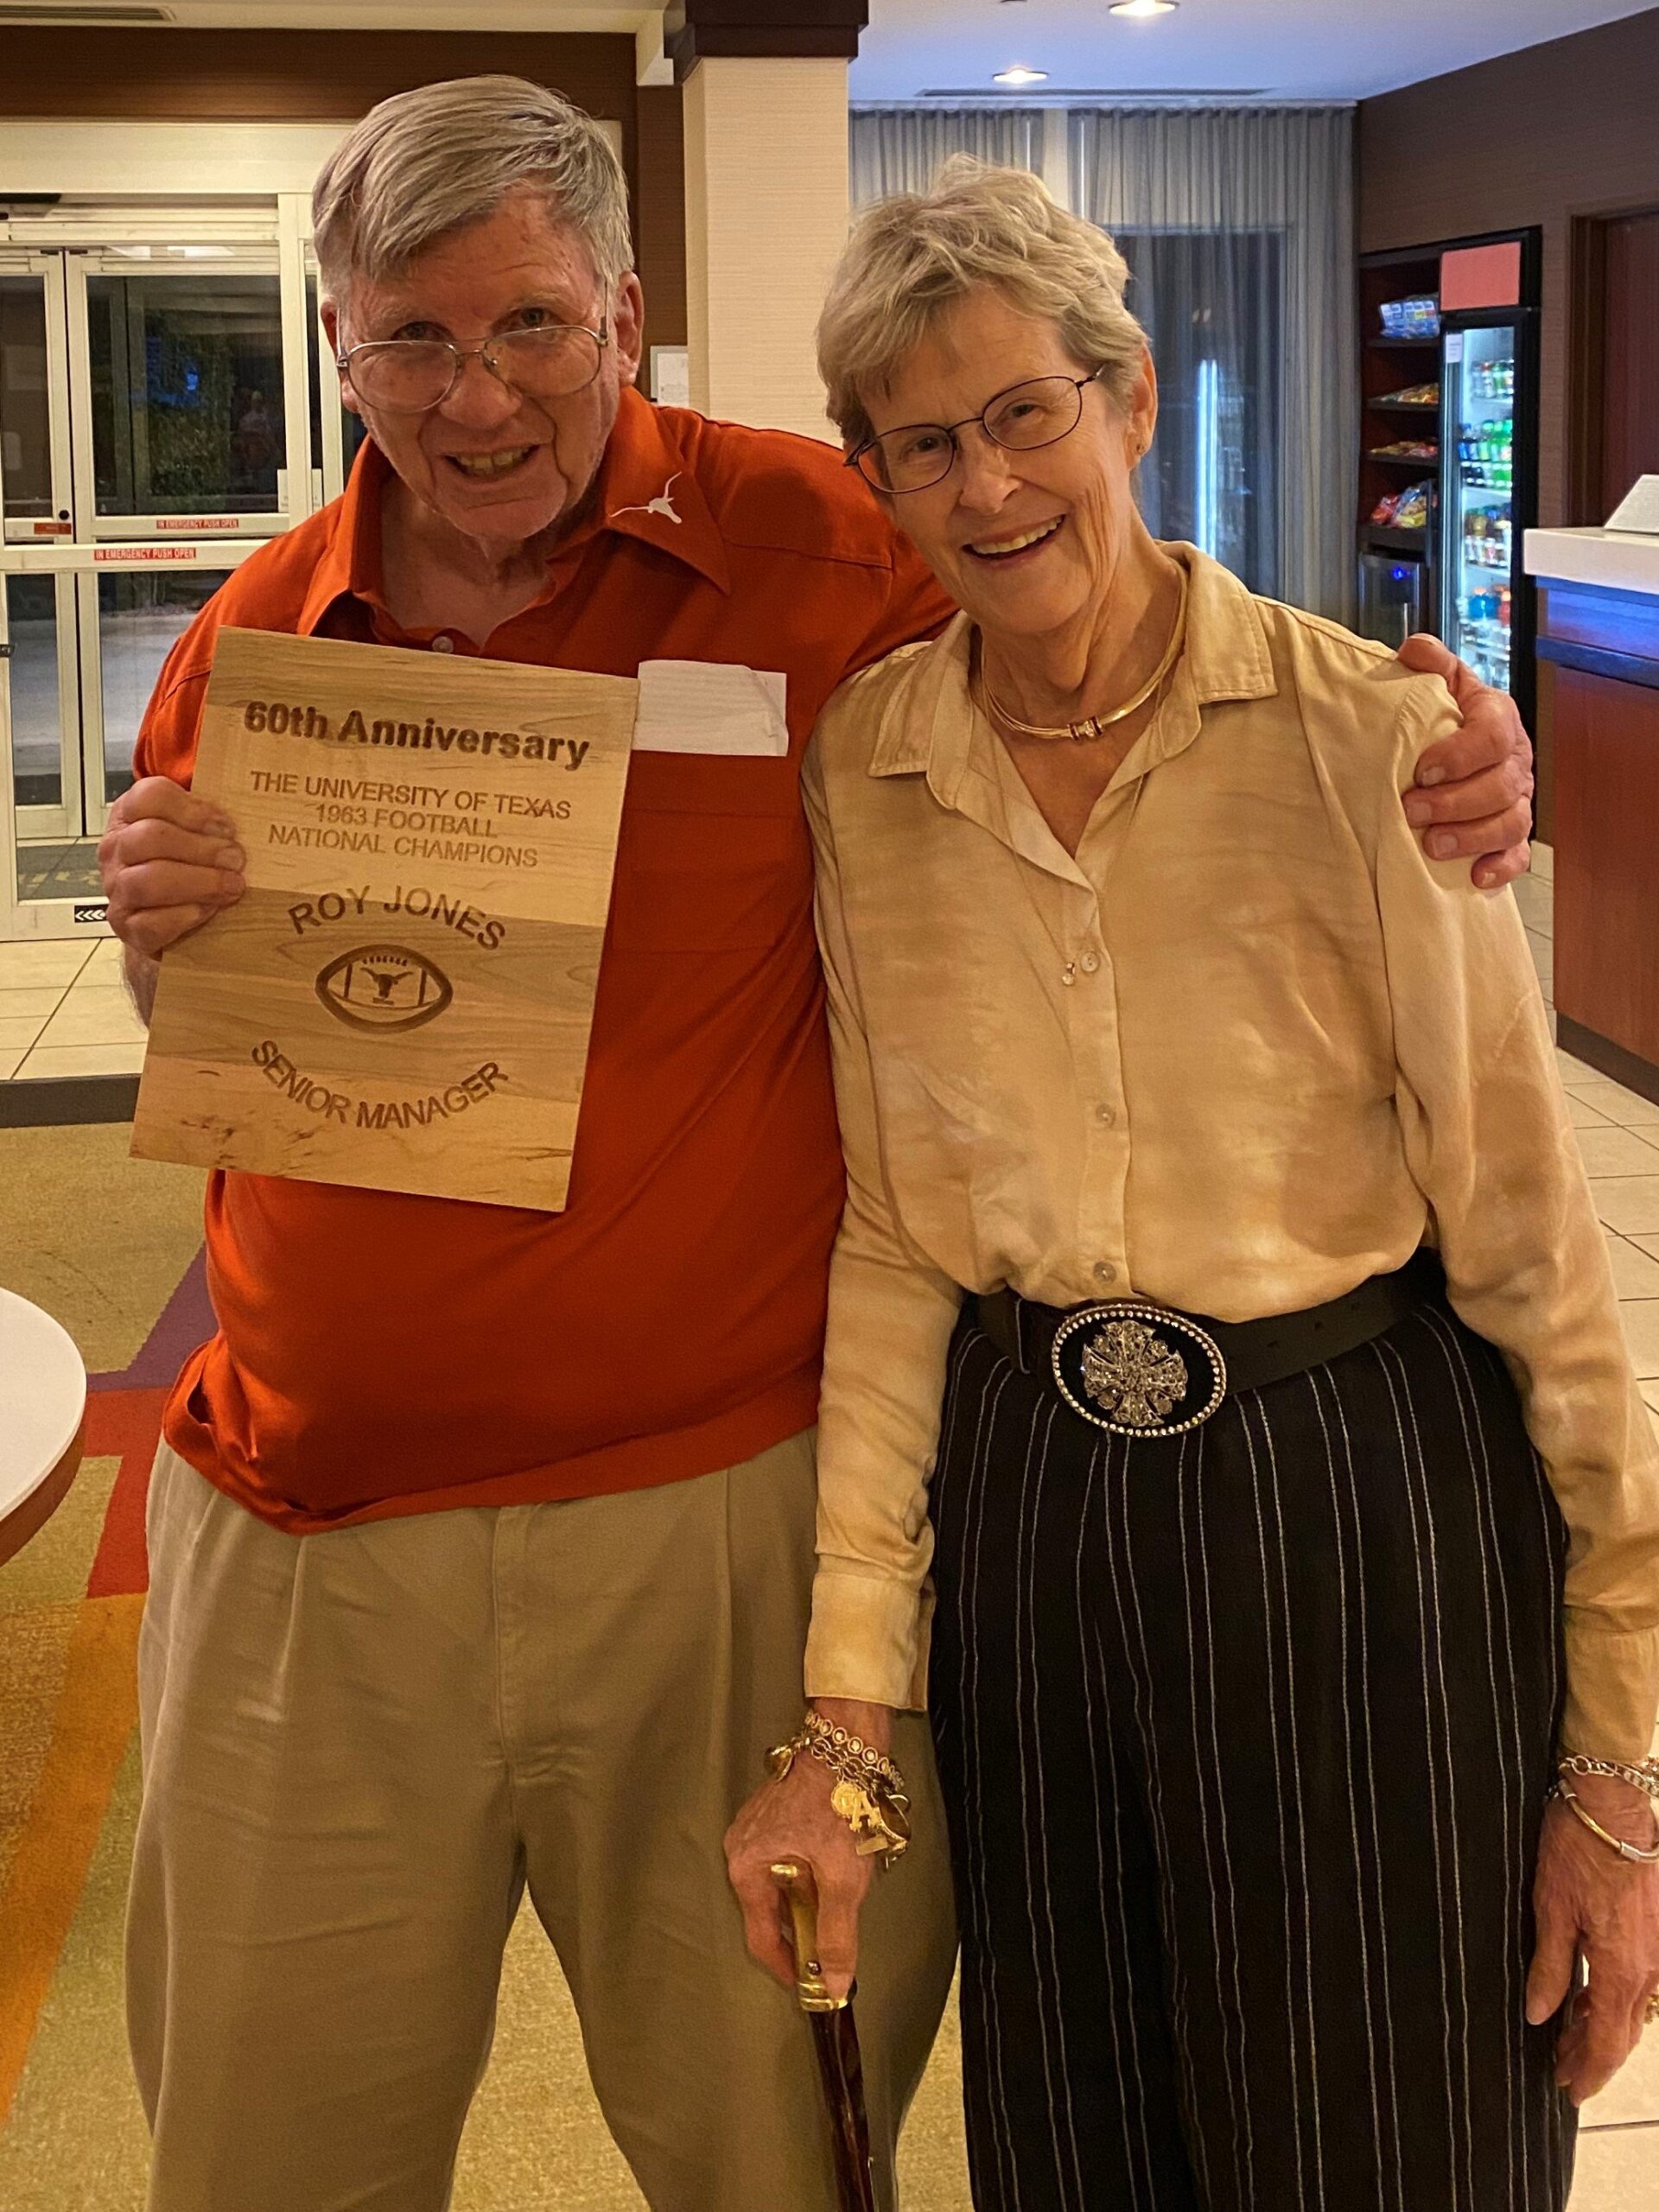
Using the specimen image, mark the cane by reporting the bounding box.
[770,1860,880,2212]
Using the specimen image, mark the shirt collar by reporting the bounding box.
[295,388,731,638]
[297,436,383,637]
[867,544,1278,801]
[594,389,730,593]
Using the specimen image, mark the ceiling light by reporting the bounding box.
[1110,2,1179,16]
[992,66,1050,86]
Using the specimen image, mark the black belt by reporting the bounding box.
[973,1252,1441,1440]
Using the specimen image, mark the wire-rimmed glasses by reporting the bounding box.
[849,370,1108,494]
[336,323,609,414]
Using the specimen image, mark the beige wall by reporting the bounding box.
[683,58,849,442]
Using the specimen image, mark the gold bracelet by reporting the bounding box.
[1554,1780,1659,1865]
[802,1710,906,1794]
[766,1725,912,1867]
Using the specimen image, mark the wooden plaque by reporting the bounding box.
[130,627,639,1211]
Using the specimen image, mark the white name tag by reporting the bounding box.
[633,659,789,757]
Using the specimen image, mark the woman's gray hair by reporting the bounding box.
[818,157,1147,448]
[313,75,633,315]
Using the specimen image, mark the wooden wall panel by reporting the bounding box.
[636,86,689,362]
[1552,664,1659,1081]
[0,29,635,138]
[1601,208,1659,519]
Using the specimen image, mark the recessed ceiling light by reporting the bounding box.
[993,66,1050,86]
[1110,1,1179,17]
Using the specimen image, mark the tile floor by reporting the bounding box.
[0,932,143,1082]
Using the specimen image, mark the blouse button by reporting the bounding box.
[1094,1262,1118,1285]
[430,632,455,653]
[1060,963,1077,987]
[1080,951,1102,975]
[1096,1103,1116,1127]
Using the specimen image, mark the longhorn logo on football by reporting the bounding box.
[314,944,454,1033]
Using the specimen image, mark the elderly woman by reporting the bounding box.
[728,162,1659,2207]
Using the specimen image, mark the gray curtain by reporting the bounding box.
[850,108,1044,205]
[1071,107,1357,621]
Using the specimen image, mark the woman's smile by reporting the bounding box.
[963,514,1068,563]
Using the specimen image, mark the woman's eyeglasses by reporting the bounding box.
[336,324,608,415]
[849,370,1108,494]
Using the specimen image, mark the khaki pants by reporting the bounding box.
[128,1434,958,2212]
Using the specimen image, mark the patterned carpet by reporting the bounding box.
[0,1125,973,2212]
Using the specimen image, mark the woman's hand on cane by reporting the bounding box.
[726,1698,894,2004]
[1526,1770,1659,2103]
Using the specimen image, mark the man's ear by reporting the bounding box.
[320,297,363,419]
[612,275,646,391]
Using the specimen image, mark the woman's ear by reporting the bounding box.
[1128,342,1160,461]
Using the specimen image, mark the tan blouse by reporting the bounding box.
[801,545,1659,1763]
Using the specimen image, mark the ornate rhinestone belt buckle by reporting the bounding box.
[1049,1301,1227,1439]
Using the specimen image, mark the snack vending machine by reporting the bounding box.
[1439,303,1540,724]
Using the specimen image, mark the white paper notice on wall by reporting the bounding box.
[633,660,791,756]
[1606,475,1659,536]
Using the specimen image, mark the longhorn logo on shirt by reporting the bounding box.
[315,944,454,1033]
[610,473,683,526]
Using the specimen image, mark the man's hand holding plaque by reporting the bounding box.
[130,627,638,1211]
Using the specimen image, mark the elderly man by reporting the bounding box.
[101,75,1535,2212]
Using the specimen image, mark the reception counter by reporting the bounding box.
[1525,527,1659,1103]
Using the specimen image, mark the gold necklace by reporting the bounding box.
[978,566,1191,744]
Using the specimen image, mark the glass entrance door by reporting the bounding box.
[2,232,300,938]
[1,264,73,545]
[76,253,292,537]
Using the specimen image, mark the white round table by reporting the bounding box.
[0,1287,87,1567]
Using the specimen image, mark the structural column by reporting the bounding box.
[671,3,868,441]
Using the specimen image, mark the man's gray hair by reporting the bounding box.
[313,75,634,315]
[818,157,1147,450]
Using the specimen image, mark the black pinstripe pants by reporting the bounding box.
[928,1293,1578,2212]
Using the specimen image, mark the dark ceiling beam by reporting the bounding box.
[666,1,869,80]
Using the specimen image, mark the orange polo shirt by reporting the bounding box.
[134,391,952,1530]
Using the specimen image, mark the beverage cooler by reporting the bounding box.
[1439,307,1540,724]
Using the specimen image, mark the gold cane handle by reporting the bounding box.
[769,1861,850,2014]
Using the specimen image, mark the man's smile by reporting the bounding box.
[445,445,540,480]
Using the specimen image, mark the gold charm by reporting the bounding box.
[1081,1319,1189,1428]
[766,1739,800,1783]
[831,1777,875,1827]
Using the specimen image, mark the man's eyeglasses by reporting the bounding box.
[849,370,1109,494]
[336,323,608,415]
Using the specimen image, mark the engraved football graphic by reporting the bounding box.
[314,944,454,1033]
